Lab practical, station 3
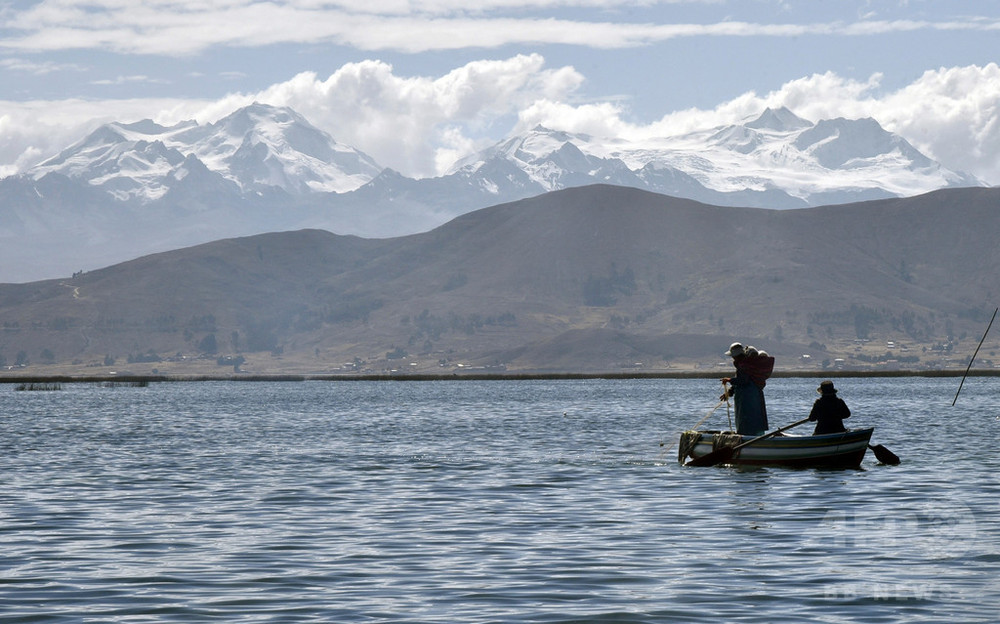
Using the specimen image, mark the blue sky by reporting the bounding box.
[1,0,999,183]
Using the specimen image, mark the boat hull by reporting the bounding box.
[678,427,874,469]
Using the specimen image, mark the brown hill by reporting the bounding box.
[2,185,998,375]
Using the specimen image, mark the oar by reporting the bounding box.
[868,444,900,465]
[685,417,812,467]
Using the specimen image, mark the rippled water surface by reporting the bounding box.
[2,377,999,622]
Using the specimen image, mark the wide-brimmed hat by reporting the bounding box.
[725,342,744,357]
[817,380,838,395]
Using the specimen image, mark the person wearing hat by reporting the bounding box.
[808,380,851,434]
[720,342,774,436]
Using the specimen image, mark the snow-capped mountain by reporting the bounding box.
[31,103,383,201]
[24,103,980,210]
[448,128,643,195]
[451,107,980,208]
[0,104,985,282]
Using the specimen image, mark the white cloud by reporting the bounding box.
[712,64,1000,185]
[516,99,631,137]
[0,97,212,177]
[247,54,586,176]
[494,63,1000,185]
[3,1,999,55]
[1,59,999,186]
[89,75,170,86]
[876,64,1000,185]
[0,57,85,75]
[0,55,585,178]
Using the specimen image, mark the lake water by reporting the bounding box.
[2,376,998,623]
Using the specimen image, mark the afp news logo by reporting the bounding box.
[813,500,977,559]
[825,582,961,602]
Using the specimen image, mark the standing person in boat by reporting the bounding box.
[720,342,775,436]
[808,380,851,434]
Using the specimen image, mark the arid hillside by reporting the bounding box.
[2,185,998,375]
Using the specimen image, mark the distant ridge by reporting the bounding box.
[1,184,998,375]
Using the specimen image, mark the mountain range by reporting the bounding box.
[0,103,983,283]
[1,185,998,375]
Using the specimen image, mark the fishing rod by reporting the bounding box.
[952,306,998,406]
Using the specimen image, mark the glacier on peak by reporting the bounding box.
[21,103,980,210]
[29,103,383,201]
[447,107,980,202]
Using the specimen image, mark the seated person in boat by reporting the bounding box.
[720,342,775,436]
[809,380,851,434]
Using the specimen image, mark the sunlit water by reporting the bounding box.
[2,377,998,622]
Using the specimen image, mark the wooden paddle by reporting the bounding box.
[685,417,812,467]
[868,444,900,465]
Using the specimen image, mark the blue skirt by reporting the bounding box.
[734,383,768,435]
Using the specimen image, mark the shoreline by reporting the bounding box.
[2,369,999,384]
